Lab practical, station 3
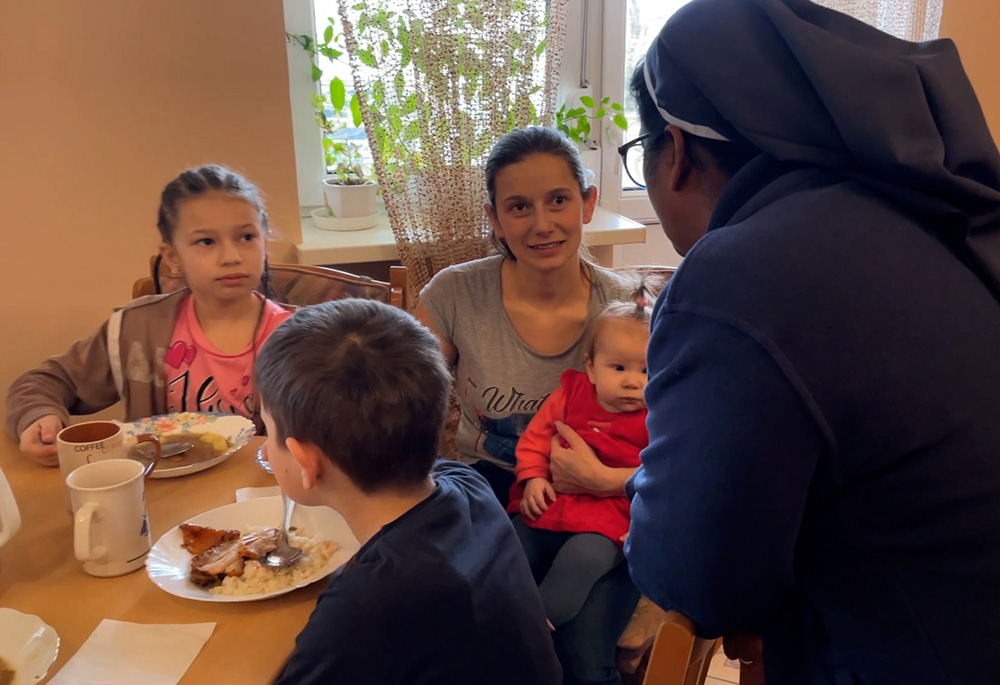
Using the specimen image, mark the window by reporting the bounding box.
[597,0,943,223]
[598,1,693,223]
[287,0,572,211]
[311,0,374,178]
[285,0,324,210]
[285,0,378,210]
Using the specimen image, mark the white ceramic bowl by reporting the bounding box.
[0,608,59,685]
[146,496,359,602]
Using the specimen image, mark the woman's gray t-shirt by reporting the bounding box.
[420,255,632,470]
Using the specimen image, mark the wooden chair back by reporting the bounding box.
[642,612,721,685]
[132,256,408,310]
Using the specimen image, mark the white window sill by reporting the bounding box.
[294,205,646,267]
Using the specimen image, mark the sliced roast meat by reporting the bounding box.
[180,523,240,555]
[238,528,281,560]
[189,539,246,586]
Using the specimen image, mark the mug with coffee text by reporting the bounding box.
[57,420,162,476]
[57,421,160,510]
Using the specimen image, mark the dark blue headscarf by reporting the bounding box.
[644,0,1000,296]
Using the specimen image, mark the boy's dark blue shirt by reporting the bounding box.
[276,460,561,685]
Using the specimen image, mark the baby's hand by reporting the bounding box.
[520,478,556,521]
[19,415,63,467]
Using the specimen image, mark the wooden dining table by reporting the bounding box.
[0,436,323,683]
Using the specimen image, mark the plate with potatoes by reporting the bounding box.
[121,412,256,479]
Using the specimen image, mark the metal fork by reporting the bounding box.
[262,492,303,568]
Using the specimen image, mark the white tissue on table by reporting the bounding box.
[49,619,215,685]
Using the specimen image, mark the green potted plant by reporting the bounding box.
[315,92,378,228]
[554,95,629,148]
[555,94,629,187]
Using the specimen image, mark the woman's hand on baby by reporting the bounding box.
[19,415,62,466]
[520,478,556,521]
[550,421,605,494]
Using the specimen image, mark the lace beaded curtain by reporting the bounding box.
[337,0,569,301]
[814,0,943,41]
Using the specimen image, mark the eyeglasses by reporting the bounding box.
[617,131,658,190]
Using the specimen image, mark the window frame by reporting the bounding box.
[597,1,657,223]
[285,0,326,212]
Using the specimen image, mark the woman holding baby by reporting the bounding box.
[418,127,640,685]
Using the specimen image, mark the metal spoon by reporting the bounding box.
[129,440,191,460]
[262,492,303,568]
[161,441,193,458]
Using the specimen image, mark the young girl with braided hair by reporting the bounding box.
[7,165,292,465]
[508,277,657,630]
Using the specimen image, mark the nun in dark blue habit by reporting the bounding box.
[623,0,1000,683]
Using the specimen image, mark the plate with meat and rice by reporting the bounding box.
[121,412,256,479]
[146,497,360,602]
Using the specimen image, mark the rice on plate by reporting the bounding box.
[211,531,337,597]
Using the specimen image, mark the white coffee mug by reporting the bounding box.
[66,457,159,577]
[0,465,21,547]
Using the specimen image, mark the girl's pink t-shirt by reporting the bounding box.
[164,295,292,417]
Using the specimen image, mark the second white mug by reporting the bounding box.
[66,457,158,577]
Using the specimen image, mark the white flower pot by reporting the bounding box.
[322,179,378,225]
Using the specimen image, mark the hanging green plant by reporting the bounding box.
[555,95,629,148]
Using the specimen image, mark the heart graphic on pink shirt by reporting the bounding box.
[165,342,197,369]
[241,376,250,387]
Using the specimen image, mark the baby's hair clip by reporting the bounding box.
[637,297,648,307]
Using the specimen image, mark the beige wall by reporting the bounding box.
[0,1,299,421]
[941,0,1000,140]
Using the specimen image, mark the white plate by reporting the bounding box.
[0,608,59,685]
[146,497,359,602]
[120,412,256,479]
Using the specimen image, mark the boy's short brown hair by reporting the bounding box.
[255,299,451,493]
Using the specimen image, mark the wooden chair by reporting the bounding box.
[642,612,721,685]
[132,256,408,310]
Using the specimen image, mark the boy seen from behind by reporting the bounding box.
[256,299,561,685]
